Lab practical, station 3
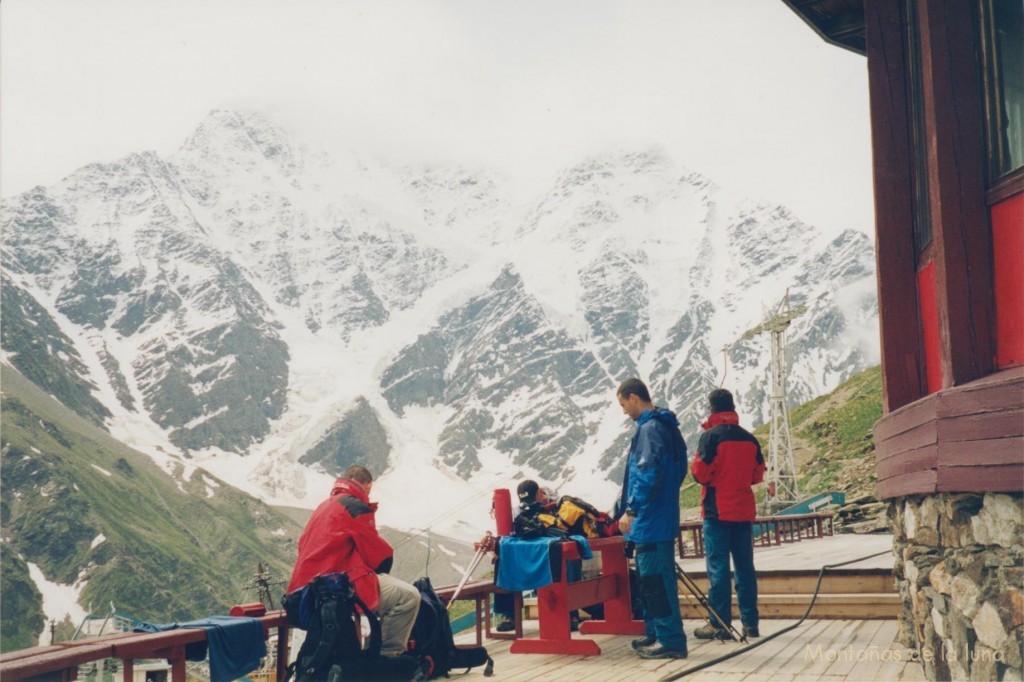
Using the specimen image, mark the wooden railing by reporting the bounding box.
[0,613,291,682]
[676,512,835,559]
[2,515,837,680]
[0,580,512,682]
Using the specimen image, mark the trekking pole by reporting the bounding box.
[672,565,720,633]
[674,563,746,643]
[447,532,494,611]
[676,564,745,643]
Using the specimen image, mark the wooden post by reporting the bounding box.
[169,646,186,682]
[916,0,994,387]
[275,625,289,682]
[864,0,927,412]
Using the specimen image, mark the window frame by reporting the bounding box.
[979,0,1024,200]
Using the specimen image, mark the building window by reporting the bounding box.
[981,0,1024,181]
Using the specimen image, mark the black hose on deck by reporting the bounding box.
[658,549,893,681]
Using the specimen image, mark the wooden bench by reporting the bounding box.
[507,536,645,656]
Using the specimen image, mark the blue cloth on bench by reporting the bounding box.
[496,536,592,592]
[134,615,266,682]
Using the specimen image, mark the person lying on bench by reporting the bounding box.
[494,480,613,631]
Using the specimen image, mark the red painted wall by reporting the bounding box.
[917,260,943,393]
[992,192,1024,368]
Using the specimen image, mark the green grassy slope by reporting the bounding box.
[681,365,883,517]
[778,364,882,502]
[0,364,303,652]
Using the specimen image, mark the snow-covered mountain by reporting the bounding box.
[1,109,878,540]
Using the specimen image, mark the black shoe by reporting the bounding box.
[636,644,688,660]
[495,616,514,632]
[631,636,657,650]
[570,615,580,632]
[743,626,760,638]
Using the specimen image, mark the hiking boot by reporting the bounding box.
[636,644,688,660]
[495,615,514,632]
[694,623,729,640]
[743,625,760,639]
[631,635,657,650]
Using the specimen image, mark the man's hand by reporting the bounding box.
[618,514,633,535]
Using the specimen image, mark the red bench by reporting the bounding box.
[508,535,645,656]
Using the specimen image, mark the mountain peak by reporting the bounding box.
[179,109,303,176]
[0,108,879,529]
[555,146,672,189]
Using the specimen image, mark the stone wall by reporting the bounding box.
[891,493,1024,681]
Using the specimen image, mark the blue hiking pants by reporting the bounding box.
[703,519,759,630]
[635,541,687,651]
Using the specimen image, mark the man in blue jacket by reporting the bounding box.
[616,377,689,659]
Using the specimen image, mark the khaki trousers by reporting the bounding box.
[375,573,422,656]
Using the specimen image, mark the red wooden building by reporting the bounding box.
[781,1,1023,679]
[784,0,1022,494]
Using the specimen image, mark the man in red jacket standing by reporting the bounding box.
[286,465,421,657]
[690,389,765,640]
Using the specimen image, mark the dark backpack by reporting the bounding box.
[408,577,493,679]
[283,573,420,682]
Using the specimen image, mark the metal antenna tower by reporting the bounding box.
[742,292,806,512]
[242,562,285,610]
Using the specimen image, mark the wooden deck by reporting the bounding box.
[677,533,895,574]
[455,617,924,681]
[474,533,910,680]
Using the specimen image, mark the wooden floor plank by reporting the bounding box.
[872,648,920,682]
[841,620,899,681]
[819,620,881,677]
[743,619,836,677]
[453,615,922,681]
[687,671,740,681]
[678,535,894,574]
[786,620,862,679]
[898,658,928,681]
[702,619,813,675]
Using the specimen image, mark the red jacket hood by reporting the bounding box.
[331,477,379,512]
[701,410,740,430]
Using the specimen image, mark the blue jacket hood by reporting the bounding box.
[638,407,680,428]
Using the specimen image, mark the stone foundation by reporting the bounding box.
[891,493,1024,681]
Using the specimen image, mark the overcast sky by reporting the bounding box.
[1,0,874,238]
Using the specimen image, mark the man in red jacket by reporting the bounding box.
[286,465,421,656]
[690,389,765,640]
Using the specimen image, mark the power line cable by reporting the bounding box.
[388,470,522,551]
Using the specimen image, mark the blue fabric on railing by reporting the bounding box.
[495,536,592,592]
[134,615,266,682]
[571,535,594,560]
